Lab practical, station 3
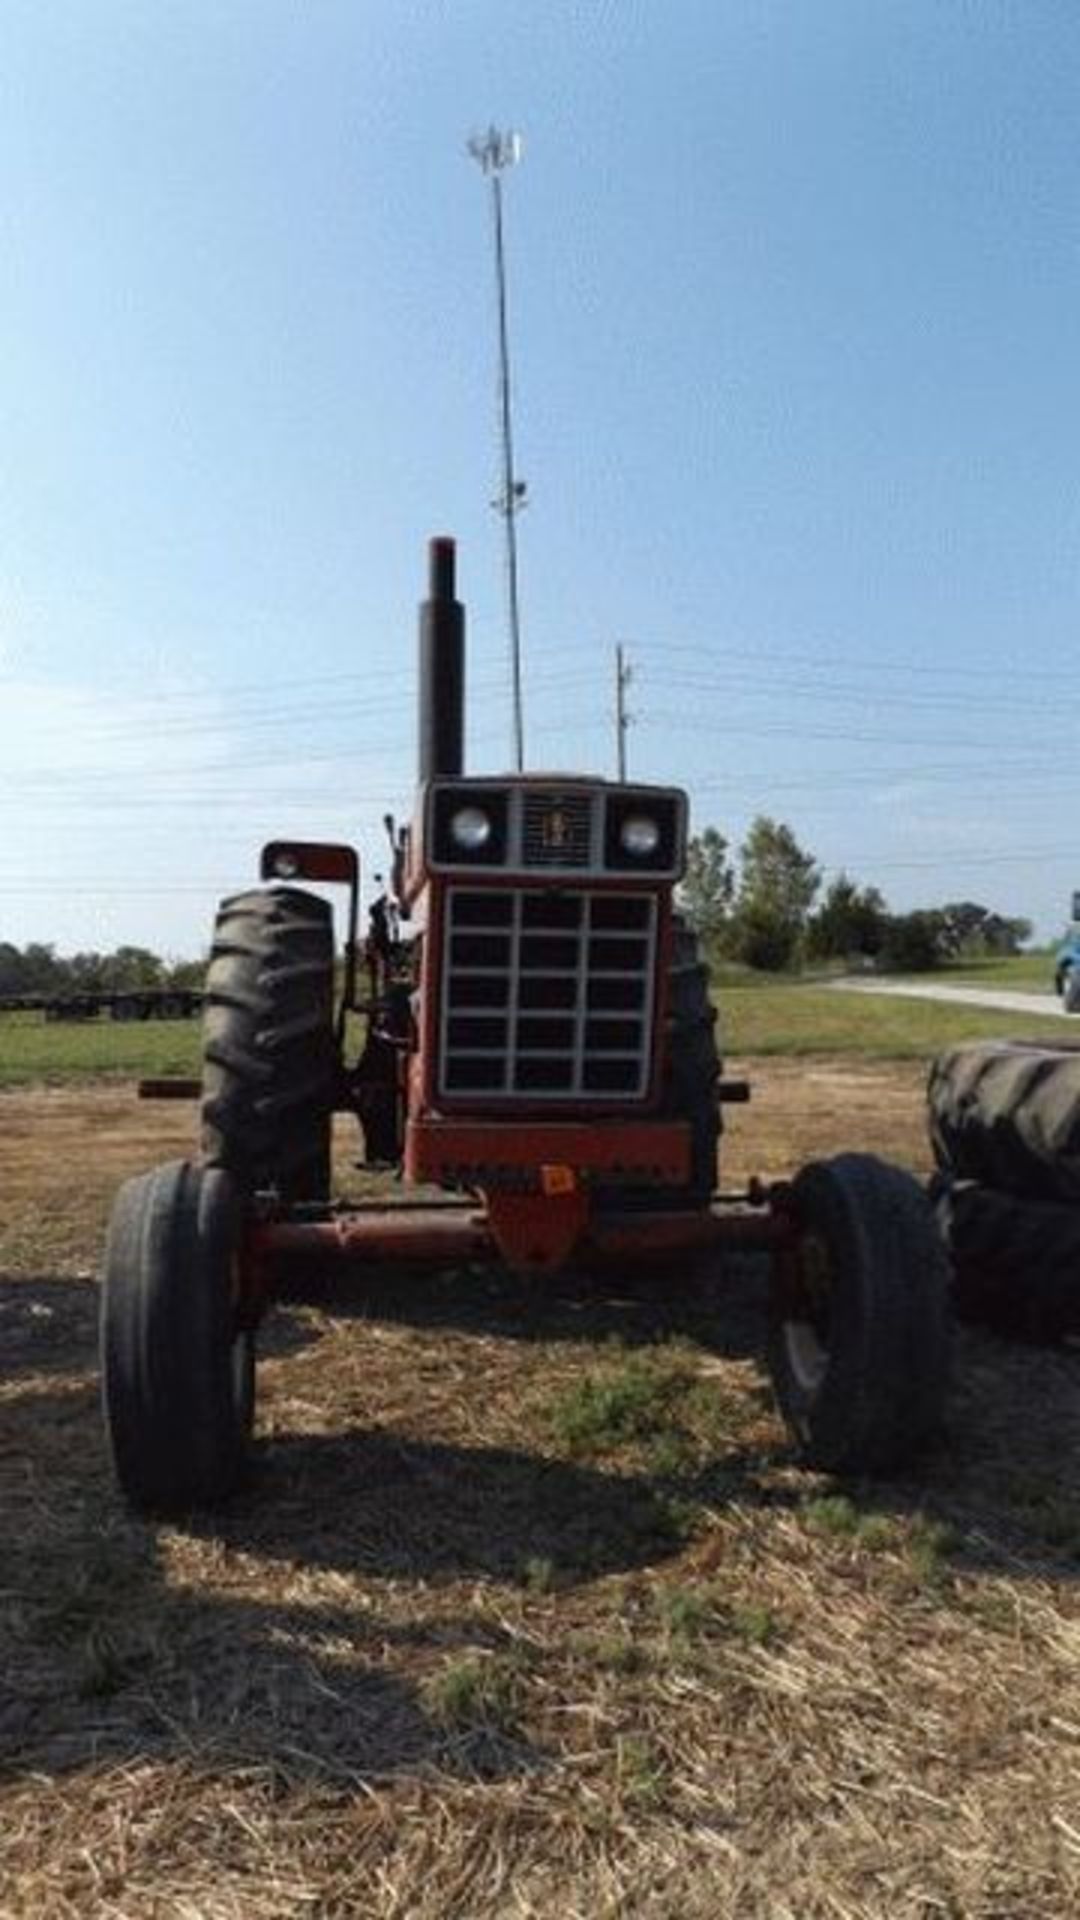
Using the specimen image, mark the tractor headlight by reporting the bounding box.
[619,813,660,858]
[270,849,300,879]
[430,784,509,865]
[450,805,493,852]
[604,790,683,873]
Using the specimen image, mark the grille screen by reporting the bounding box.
[440,887,656,1100]
[522,792,593,868]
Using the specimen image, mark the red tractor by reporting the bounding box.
[101,538,950,1513]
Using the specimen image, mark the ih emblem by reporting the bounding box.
[542,806,570,850]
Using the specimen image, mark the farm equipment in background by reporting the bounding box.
[1053,897,1080,1010]
[0,988,203,1023]
[101,538,951,1514]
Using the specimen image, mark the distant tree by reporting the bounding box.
[984,914,1032,956]
[806,874,889,962]
[0,943,25,994]
[679,827,735,944]
[938,902,989,956]
[19,943,62,992]
[732,901,802,972]
[880,910,949,972]
[103,945,165,992]
[68,951,109,993]
[938,901,1033,959]
[0,940,206,1002]
[163,956,207,991]
[731,816,821,971]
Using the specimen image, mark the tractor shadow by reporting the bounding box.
[262,1255,1080,1588]
[211,1423,693,1587]
[1,1376,551,1788]
[0,1272,101,1382]
[5,1273,1080,1795]
[271,1245,770,1363]
[0,1269,319,1388]
[912,1324,1080,1575]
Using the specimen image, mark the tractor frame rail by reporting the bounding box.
[243,1187,792,1306]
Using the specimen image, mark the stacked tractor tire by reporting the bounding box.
[929,1040,1080,1343]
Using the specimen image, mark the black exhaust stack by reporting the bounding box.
[418,536,464,782]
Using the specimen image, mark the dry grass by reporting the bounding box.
[2,1063,1080,1917]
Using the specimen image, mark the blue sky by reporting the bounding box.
[1,2,1076,955]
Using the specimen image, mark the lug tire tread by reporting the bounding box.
[200,887,335,1200]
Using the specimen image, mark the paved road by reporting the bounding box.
[827,977,1070,1019]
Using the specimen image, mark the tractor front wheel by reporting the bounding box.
[101,1159,255,1513]
[769,1153,950,1474]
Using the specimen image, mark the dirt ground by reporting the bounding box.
[2,1061,1079,1919]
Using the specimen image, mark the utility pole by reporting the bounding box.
[467,126,527,772]
[615,644,633,781]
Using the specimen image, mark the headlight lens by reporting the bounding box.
[450,805,492,851]
[271,849,300,879]
[619,813,660,857]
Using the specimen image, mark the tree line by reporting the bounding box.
[679,818,1032,971]
[0,942,205,999]
[0,825,1033,997]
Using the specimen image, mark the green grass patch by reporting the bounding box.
[0,1011,202,1086]
[719,977,1066,1058]
[654,1583,718,1639]
[728,1600,782,1647]
[803,1494,961,1594]
[550,1347,696,1458]
[938,951,1058,991]
[0,947,1067,1087]
[614,1734,669,1809]
[802,1494,897,1552]
[422,1653,526,1732]
[578,1632,649,1676]
[902,1514,958,1595]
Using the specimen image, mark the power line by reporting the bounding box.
[628,637,1080,684]
[0,713,612,789]
[822,846,1080,871]
[20,664,600,746]
[646,711,1077,754]
[640,669,1080,720]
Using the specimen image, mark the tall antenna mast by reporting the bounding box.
[615,644,633,781]
[467,125,526,772]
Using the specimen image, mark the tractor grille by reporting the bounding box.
[522,791,593,868]
[440,887,657,1100]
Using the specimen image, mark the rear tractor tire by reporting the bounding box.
[663,919,722,1207]
[769,1153,951,1475]
[200,887,336,1203]
[928,1039,1080,1205]
[933,1176,1080,1343]
[101,1159,254,1513]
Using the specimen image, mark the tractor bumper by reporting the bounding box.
[403,1116,692,1190]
